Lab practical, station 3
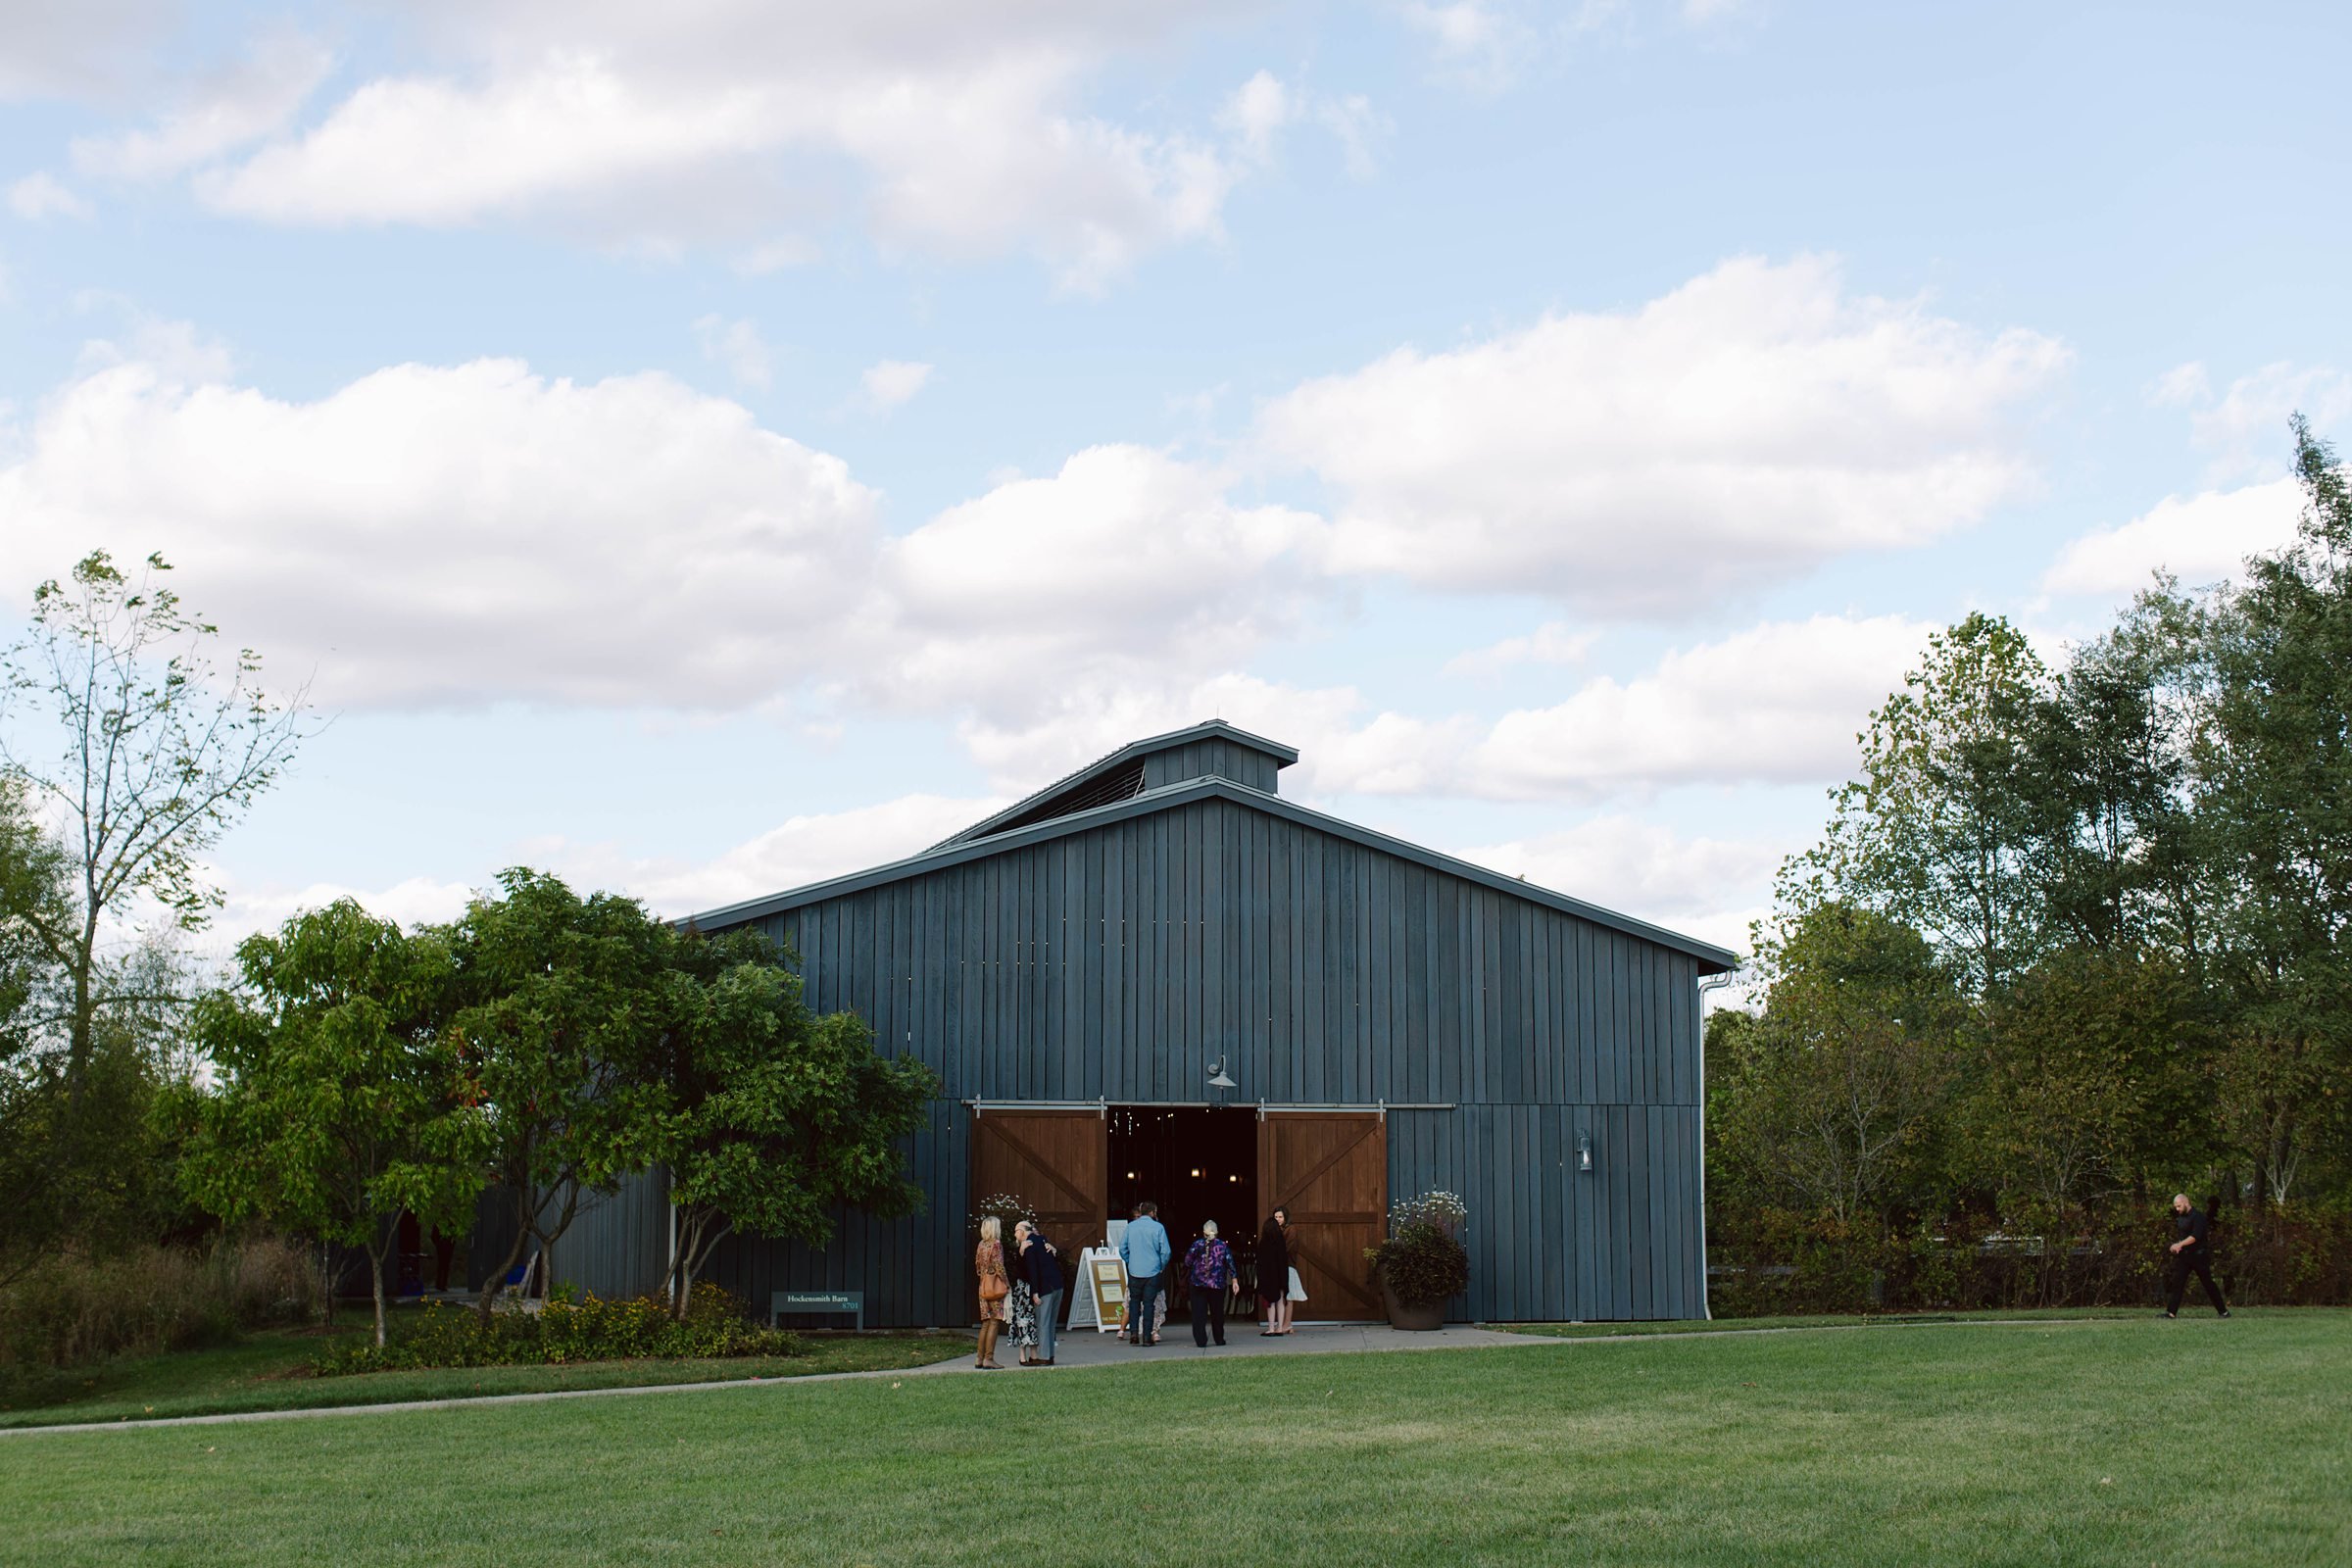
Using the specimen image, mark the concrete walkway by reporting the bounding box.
[0,1315,2105,1439]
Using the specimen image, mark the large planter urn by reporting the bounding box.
[1380,1272,1446,1331]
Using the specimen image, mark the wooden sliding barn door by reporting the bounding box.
[970,1108,1107,1319]
[1258,1111,1387,1321]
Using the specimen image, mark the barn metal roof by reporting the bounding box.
[687,770,1739,973]
[926,718,1297,851]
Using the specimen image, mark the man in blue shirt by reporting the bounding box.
[1119,1200,1171,1346]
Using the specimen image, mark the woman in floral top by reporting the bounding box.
[1181,1219,1241,1348]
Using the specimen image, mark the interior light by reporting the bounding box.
[1127,1171,1137,1179]
[1190,1168,1202,1178]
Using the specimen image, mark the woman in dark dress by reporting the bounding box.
[1256,1208,1291,1337]
[1007,1219,1041,1364]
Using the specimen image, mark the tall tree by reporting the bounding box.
[448,869,678,1321]
[1716,905,1966,1230]
[2190,416,2352,1203]
[179,902,485,1346]
[0,551,306,1106]
[2026,606,2203,956]
[658,940,938,1317]
[1782,612,2050,995]
[0,777,71,1286]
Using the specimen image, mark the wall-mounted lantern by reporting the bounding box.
[1576,1128,1593,1174]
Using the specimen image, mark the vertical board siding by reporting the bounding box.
[561,795,1711,1326]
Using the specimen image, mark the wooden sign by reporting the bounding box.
[1078,1248,1129,1333]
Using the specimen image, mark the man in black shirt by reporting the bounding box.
[2164,1193,2230,1319]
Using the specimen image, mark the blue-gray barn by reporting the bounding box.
[549,721,1736,1324]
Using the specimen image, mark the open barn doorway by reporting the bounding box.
[1107,1105,1262,1315]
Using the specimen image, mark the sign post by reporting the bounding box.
[770,1290,864,1331]
[1070,1248,1128,1334]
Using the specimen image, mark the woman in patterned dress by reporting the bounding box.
[1007,1219,1042,1364]
[974,1215,1010,1369]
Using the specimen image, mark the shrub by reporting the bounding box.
[0,1236,320,1372]
[1364,1191,1471,1308]
[312,1283,805,1376]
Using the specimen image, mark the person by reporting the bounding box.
[1281,1210,1308,1330]
[1256,1209,1291,1337]
[1119,1200,1171,1346]
[1022,1221,1065,1366]
[1007,1219,1041,1365]
[1182,1219,1241,1348]
[2164,1193,2230,1319]
[973,1215,1010,1368]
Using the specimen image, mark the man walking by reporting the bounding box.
[2164,1193,2230,1319]
[1120,1200,1171,1346]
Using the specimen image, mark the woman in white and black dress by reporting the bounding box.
[1007,1218,1042,1364]
[1256,1208,1292,1336]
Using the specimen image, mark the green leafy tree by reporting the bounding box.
[0,778,72,1285]
[1966,949,2214,1224]
[448,870,679,1321]
[658,937,939,1318]
[2189,417,2352,1203]
[1784,612,2050,995]
[179,901,486,1345]
[2026,608,2205,957]
[1718,905,1966,1230]
[0,551,305,1113]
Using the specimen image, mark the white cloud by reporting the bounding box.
[71,34,332,181]
[0,352,877,710]
[2043,479,2303,597]
[1259,256,2066,615]
[215,873,479,947]
[1221,70,1293,163]
[527,793,1001,919]
[0,0,175,102]
[7,172,92,220]
[2155,360,2352,483]
[1453,814,1779,949]
[141,4,1274,287]
[876,446,1320,715]
[1443,619,1596,678]
[1467,613,1936,801]
[858,358,933,412]
[694,315,774,390]
[1400,2,1533,90]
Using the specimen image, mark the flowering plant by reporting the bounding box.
[1364,1190,1471,1308]
[971,1192,1037,1233]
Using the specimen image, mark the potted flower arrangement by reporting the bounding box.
[1363,1191,1469,1330]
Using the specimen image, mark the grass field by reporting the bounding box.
[0,1318,969,1430]
[3,1311,2344,1566]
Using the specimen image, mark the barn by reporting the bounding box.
[556,720,1737,1325]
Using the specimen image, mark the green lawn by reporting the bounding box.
[3,1312,2345,1566]
[0,1316,968,1429]
[1498,1304,2162,1339]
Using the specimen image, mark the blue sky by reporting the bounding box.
[2,0,2346,960]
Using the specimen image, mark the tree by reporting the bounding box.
[0,551,306,1113]
[0,778,72,1285]
[179,902,485,1346]
[1784,612,2050,995]
[447,870,678,1321]
[1717,905,1965,1230]
[2189,417,2352,1204]
[1965,949,2214,1224]
[658,939,938,1317]
[2026,607,2204,957]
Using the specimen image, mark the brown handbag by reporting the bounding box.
[978,1245,1009,1301]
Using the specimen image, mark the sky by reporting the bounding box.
[0,0,2347,967]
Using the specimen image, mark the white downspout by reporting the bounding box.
[1694,966,1743,1321]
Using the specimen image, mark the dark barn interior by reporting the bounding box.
[1108,1105,1261,1309]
